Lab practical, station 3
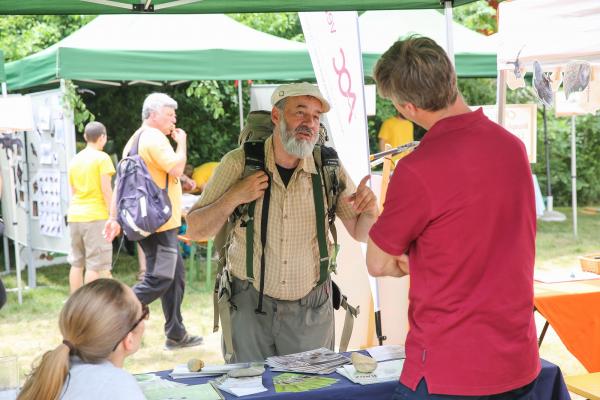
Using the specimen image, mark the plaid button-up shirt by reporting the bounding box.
[193,136,357,300]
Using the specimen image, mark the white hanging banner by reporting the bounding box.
[299,11,370,185]
[301,12,385,341]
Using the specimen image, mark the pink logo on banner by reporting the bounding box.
[332,48,357,123]
[326,12,357,123]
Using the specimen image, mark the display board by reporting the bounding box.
[27,89,76,253]
[0,88,76,255]
[0,128,29,245]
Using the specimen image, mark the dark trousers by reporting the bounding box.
[134,228,186,340]
[392,378,537,400]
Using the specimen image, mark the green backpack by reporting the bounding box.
[213,111,359,362]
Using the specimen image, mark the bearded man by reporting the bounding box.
[186,83,378,362]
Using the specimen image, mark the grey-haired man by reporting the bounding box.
[104,93,203,350]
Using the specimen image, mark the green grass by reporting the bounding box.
[535,207,600,268]
[1,209,599,382]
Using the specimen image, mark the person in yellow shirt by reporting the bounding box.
[103,93,202,350]
[67,121,115,293]
[191,161,219,193]
[378,112,414,164]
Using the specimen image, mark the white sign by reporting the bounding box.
[299,11,370,185]
[476,104,537,163]
[0,95,34,132]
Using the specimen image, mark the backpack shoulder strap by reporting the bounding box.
[241,139,266,283]
[127,128,145,157]
[312,144,343,281]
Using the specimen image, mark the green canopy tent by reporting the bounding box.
[5,14,314,91]
[0,0,480,14]
[6,10,497,91]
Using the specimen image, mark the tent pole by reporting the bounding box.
[497,70,507,126]
[1,68,8,274]
[543,106,553,208]
[1,80,23,303]
[571,116,577,237]
[238,80,244,130]
[443,1,455,64]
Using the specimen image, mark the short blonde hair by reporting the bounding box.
[373,35,458,111]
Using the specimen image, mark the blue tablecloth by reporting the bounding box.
[156,358,570,400]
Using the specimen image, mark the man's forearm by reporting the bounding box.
[366,238,409,278]
[186,191,239,239]
[353,212,378,242]
[169,143,187,177]
[109,180,118,220]
[102,189,112,212]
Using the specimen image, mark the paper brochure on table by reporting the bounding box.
[337,359,404,385]
[213,375,267,397]
[135,373,222,400]
[534,269,600,283]
[366,345,406,361]
[266,347,350,375]
[170,362,251,379]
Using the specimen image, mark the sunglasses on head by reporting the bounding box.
[112,303,149,351]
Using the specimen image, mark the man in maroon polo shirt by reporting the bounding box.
[366,36,540,399]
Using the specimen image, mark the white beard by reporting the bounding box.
[279,118,317,159]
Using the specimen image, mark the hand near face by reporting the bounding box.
[345,175,379,217]
[170,128,187,145]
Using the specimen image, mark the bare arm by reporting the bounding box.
[378,138,387,152]
[103,176,120,242]
[366,238,409,277]
[340,175,379,242]
[186,171,269,239]
[168,128,187,177]
[100,174,113,211]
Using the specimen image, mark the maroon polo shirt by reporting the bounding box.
[369,109,540,395]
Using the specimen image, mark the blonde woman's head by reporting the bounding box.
[18,279,146,400]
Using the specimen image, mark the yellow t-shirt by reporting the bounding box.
[192,162,219,191]
[68,147,115,222]
[122,127,182,232]
[378,117,414,162]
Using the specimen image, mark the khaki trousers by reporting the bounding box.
[225,276,334,363]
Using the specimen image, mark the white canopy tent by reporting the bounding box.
[497,0,600,236]
[359,8,496,60]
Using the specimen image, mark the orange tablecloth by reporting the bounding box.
[534,279,600,372]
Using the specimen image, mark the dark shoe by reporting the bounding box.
[164,334,204,350]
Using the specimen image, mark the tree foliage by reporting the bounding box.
[229,13,303,42]
[84,83,242,166]
[0,16,93,62]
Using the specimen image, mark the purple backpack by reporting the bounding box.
[116,130,172,241]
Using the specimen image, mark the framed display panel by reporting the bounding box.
[26,88,76,254]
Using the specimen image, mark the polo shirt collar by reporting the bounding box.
[424,108,487,141]
[265,135,318,175]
